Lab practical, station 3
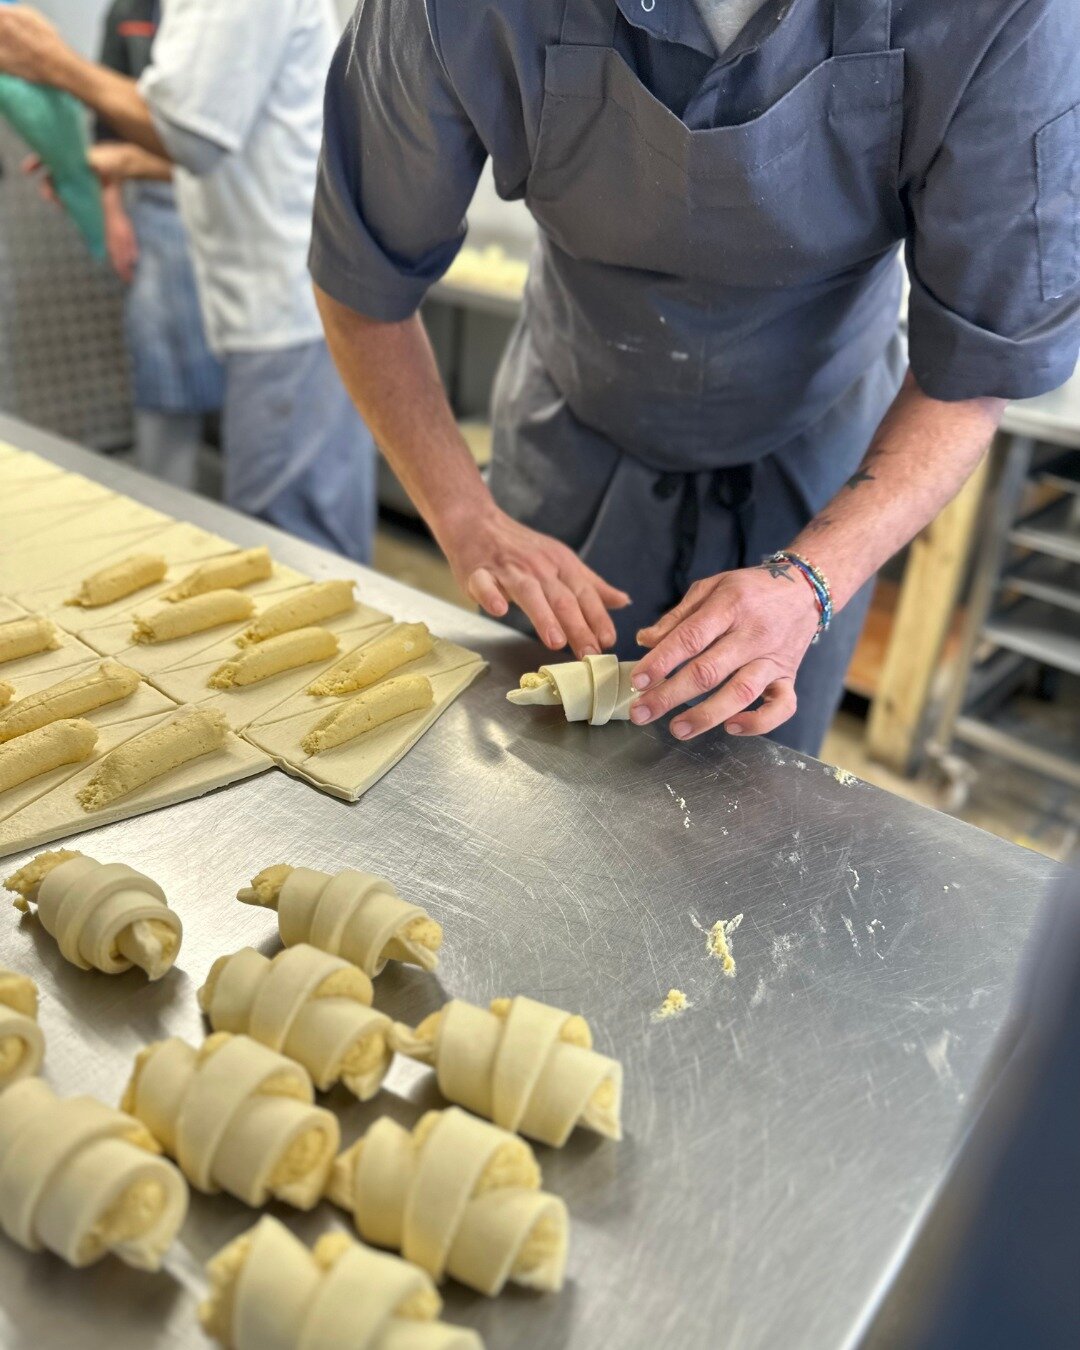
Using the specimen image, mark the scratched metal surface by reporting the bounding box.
[0,414,1069,1350]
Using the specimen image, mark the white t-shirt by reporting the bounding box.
[692,0,771,54]
[140,0,339,353]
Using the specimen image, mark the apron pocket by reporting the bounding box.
[1035,104,1080,302]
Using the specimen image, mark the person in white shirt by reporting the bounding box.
[0,0,376,562]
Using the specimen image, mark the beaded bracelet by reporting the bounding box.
[764,550,834,639]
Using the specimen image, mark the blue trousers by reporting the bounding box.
[222,338,376,564]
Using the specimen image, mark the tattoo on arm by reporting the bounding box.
[761,560,796,582]
[845,469,876,490]
[803,515,833,534]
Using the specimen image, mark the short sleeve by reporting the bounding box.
[308,0,487,321]
[905,0,1080,401]
[138,0,294,155]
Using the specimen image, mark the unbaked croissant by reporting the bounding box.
[390,996,623,1148]
[5,850,182,979]
[0,1077,188,1268]
[198,945,393,1100]
[327,1106,568,1297]
[506,655,637,724]
[200,1214,483,1350]
[0,966,44,1090]
[121,1032,339,1209]
[237,864,442,976]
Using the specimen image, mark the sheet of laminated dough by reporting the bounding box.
[151,608,392,731]
[17,522,238,631]
[0,473,112,521]
[1,512,171,596]
[245,640,486,801]
[1,659,174,730]
[0,491,164,552]
[74,566,312,676]
[0,708,272,860]
[0,445,65,487]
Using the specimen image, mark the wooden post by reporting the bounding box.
[866,456,992,774]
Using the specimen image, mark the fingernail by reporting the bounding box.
[630,704,651,725]
[727,724,744,736]
[632,673,651,691]
[549,630,565,647]
[671,721,691,739]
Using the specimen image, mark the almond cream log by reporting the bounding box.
[200,1215,482,1350]
[237,864,442,976]
[77,706,228,811]
[0,719,97,794]
[0,682,12,708]
[390,996,623,1147]
[209,628,339,690]
[0,660,140,743]
[67,553,167,608]
[6,851,182,979]
[197,945,392,1100]
[0,617,60,665]
[122,1033,339,1209]
[165,547,272,601]
[301,675,433,754]
[327,1107,568,1297]
[0,967,45,1089]
[0,1078,188,1269]
[308,622,432,697]
[236,580,355,646]
[131,590,255,643]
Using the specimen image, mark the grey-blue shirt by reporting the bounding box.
[312,0,1080,442]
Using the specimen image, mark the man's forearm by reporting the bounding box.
[314,286,495,549]
[51,49,169,160]
[788,372,1006,609]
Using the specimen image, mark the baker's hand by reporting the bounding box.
[0,6,72,86]
[20,153,58,207]
[439,506,630,658]
[630,561,821,739]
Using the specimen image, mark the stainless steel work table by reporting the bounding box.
[0,413,1069,1350]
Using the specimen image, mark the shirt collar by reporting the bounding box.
[615,0,802,65]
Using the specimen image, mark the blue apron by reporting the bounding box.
[490,0,906,753]
[125,186,224,414]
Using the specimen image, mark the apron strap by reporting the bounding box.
[560,0,620,47]
[833,0,891,56]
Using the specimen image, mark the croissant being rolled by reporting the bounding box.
[0,967,44,1090]
[0,1078,188,1269]
[390,996,623,1148]
[237,864,442,977]
[121,1032,339,1209]
[5,851,182,980]
[327,1106,568,1297]
[198,945,392,1101]
[200,1215,483,1350]
[506,655,637,725]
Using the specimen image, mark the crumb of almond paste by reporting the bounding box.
[831,765,858,786]
[652,989,689,1021]
[707,919,739,976]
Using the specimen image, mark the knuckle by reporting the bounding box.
[727,678,759,706]
[690,659,721,693]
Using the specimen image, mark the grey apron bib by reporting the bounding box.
[490,0,907,753]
